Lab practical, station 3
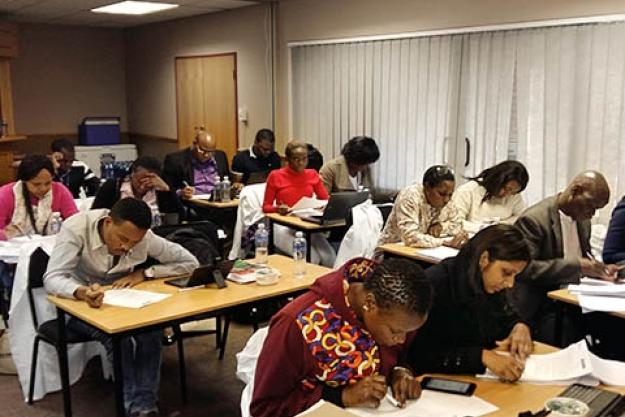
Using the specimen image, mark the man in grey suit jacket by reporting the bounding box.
[513,171,618,345]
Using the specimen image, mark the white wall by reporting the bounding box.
[12,23,127,135]
[124,4,274,148]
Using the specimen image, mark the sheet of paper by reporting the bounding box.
[348,389,497,417]
[296,401,358,417]
[578,294,625,312]
[580,277,614,286]
[290,208,325,218]
[414,246,459,262]
[588,351,625,386]
[191,193,212,201]
[103,289,171,308]
[290,197,328,211]
[569,284,625,296]
[479,340,592,383]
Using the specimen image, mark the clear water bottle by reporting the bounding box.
[213,177,222,202]
[49,212,63,235]
[221,176,231,202]
[151,210,162,228]
[254,223,269,264]
[293,231,307,279]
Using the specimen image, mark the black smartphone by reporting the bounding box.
[421,377,476,396]
[212,269,227,289]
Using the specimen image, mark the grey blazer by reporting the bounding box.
[512,195,590,322]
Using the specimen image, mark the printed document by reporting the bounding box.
[103,289,171,308]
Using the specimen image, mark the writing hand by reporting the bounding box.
[112,270,145,289]
[75,283,105,308]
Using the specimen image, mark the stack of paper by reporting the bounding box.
[568,282,625,313]
[289,197,328,217]
[415,246,459,262]
[191,193,212,201]
[227,260,265,284]
[479,340,625,386]
[348,388,497,417]
[103,289,171,308]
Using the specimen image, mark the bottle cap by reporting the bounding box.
[257,223,265,230]
[295,231,303,238]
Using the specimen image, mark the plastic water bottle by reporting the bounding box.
[49,212,63,235]
[293,231,307,279]
[151,211,162,227]
[213,177,222,202]
[221,176,231,202]
[254,223,269,264]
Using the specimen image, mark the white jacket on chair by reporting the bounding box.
[236,327,269,417]
[334,200,383,268]
[229,184,267,260]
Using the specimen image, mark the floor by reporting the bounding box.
[0,322,255,417]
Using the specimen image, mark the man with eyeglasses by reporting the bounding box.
[163,129,231,204]
[50,138,101,198]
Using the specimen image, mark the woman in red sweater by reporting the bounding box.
[251,257,433,417]
[263,141,335,265]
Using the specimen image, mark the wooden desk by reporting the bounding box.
[266,212,346,262]
[548,288,625,320]
[378,242,459,265]
[189,198,239,209]
[48,254,330,417]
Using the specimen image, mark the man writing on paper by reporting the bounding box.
[513,171,619,346]
[44,198,198,417]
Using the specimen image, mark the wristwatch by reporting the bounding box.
[143,267,155,279]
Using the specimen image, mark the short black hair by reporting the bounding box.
[467,160,529,202]
[51,138,75,153]
[422,165,455,188]
[255,129,275,143]
[306,144,324,172]
[364,258,432,317]
[110,198,152,230]
[459,224,531,294]
[342,136,380,166]
[130,156,162,176]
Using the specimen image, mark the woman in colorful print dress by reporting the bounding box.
[250,257,433,417]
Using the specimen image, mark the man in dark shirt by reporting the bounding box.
[231,129,281,184]
[51,138,101,198]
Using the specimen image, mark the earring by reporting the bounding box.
[362,305,369,312]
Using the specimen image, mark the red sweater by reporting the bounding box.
[262,167,329,213]
[251,259,414,417]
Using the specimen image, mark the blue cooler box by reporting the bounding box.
[79,117,121,145]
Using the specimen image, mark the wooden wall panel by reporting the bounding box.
[0,58,15,135]
[0,22,17,58]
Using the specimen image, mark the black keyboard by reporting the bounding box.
[559,384,625,417]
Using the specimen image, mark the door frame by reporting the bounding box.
[174,52,239,152]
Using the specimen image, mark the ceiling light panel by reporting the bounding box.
[92,1,179,15]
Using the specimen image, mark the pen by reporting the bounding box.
[14,224,32,240]
[586,251,611,276]
[182,180,190,188]
[385,391,401,408]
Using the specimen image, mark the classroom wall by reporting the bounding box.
[124,3,274,158]
[11,23,127,144]
[275,0,625,149]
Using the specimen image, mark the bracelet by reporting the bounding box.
[393,366,414,378]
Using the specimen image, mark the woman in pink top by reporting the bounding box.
[263,141,335,266]
[0,154,78,240]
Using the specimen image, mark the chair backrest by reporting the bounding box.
[154,221,223,265]
[27,247,50,330]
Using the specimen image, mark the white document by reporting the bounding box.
[479,341,592,383]
[191,193,212,201]
[414,246,459,262]
[103,289,171,308]
[348,388,497,417]
[588,351,625,386]
[578,294,625,312]
[569,284,625,297]
[290,197,328,212]
[580,277,614,286]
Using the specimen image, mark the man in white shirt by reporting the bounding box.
[512,171,618,345]
[44,198,199,417]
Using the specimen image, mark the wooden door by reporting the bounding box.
[175,53,238,160]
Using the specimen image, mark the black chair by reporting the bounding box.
[26,247,92,406]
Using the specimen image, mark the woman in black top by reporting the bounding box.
[408,224,532,382]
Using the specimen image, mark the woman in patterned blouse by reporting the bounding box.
[378,165,468,248]
[251,257,433,417]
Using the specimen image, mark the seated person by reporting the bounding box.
[320,136,380,195]
[163,128,230,201]
[92,156,178,224]
[50,138,100,198]
[232,128,281,184]
[603,195,625,265]
[453,160,529,233]
[43,198,199,417]
[378,165,467,248]
[251,257,432,417]
[409,224,532,382]
[0,154,78,240]
[513,171,619,345]
[263,141,335,266]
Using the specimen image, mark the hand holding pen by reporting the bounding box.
[581,251,621,282]
[181,180,195,200]
[4,224,32,240]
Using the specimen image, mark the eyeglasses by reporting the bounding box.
[195,144,215,156]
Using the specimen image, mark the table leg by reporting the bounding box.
[56,308,73,417]
[268,219,275,254]
[554,301,564,348]
[305,232,312,263]
[112,336,125,417]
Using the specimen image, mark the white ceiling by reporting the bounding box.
[0,0,270,28]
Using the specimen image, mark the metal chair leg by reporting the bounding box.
[28,337,41,405]
[173,326,187,403]
[219,315,230,360]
